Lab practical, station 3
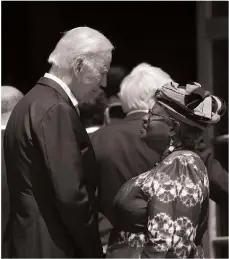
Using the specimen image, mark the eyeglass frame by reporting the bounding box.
[147,109,177,125]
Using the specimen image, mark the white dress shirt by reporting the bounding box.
[44,73,80,114]
[86,126,101,134]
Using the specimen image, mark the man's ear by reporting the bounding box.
[73,57,84,74]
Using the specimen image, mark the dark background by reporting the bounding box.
[1,2,229,256]
[2,1,197,94]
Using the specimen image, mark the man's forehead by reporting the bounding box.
[83,51,111,72]
[98,51,112,62]
[94,51,112,69]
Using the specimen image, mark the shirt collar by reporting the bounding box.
[44,73,79,108]
[1,125,6,130]
[86,126,101,134]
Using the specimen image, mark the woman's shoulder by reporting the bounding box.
[162,150,205,168]
[136,150,209,204]
[166,149,200,159]
[160,150,209,191]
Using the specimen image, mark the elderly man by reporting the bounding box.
[1,86,24,241]
[90,63,228,252]
[3,27,113,258]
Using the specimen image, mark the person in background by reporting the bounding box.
[3,27,113,258]
[106,81,226,258]
[80,87,108,134]
[1,86,24,129]
[104,66,128,125]
[1,86,24,243]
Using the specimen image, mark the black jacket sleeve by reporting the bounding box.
[198,145,228,206]
[38,103,103,258]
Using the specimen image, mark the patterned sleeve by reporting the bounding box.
[139,152,209,259]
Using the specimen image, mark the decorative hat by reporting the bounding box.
[155,81,227,130]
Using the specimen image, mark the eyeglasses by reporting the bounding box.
[147,109,176,124]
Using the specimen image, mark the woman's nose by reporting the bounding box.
[142,114,149,124]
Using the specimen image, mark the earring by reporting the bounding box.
[168,138,175,152]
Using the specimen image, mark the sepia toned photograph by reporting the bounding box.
[1,1,228,258]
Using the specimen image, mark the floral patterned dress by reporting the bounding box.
[106,150,209,259]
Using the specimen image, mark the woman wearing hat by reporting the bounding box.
[106,82,226,259]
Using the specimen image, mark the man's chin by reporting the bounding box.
[78,88,105,107]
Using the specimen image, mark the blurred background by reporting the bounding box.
[1,1,228,257]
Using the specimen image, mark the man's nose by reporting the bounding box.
[101,74,107,88]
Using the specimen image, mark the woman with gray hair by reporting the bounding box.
[106,82,226,258]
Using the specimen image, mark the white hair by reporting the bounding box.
[1,86,24,113]
[120,63,173,113]
[48,26,114,69]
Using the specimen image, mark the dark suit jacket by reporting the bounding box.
[90,112,228,247]
[200,150,228,206]
[3,77,103,258]
[1,129,10,241]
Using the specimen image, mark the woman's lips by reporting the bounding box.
[140,125,147,134]
[142,124,147,130]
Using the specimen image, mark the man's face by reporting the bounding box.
[71,51,112,108]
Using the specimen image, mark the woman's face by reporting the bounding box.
[140,104,172,152]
